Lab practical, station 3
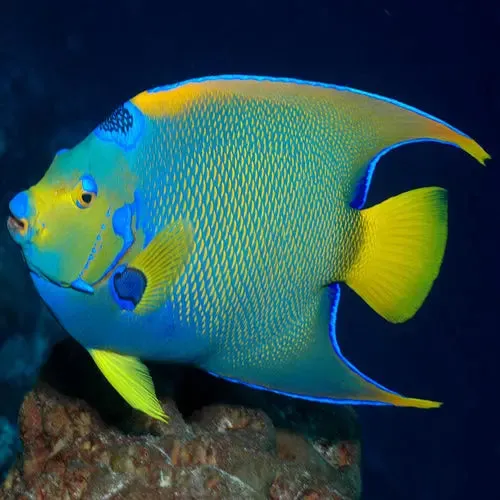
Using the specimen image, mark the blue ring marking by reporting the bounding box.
[146,74,471,140]
[93,101,145,152]
[108,264,136,310]
[112,267,147,307]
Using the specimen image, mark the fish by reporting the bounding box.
[7,75,490,422]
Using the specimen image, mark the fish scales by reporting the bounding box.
[135,85,360,370]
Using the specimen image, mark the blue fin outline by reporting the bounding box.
[350,138,460,210]
[350,138,456,209]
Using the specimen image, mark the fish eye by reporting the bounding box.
[73,175,98,209]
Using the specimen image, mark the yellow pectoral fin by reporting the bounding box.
[89,349,168,423]
[127,219,194,315]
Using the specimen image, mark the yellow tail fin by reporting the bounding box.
[346,187,447,323]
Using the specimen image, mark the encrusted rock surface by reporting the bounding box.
[1,384,361,499]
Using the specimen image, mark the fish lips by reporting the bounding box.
[6,215,31,244]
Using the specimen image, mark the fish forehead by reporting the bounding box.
[129,87,359,362]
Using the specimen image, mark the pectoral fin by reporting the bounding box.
[88,349,168,422]
[112,219,194,314]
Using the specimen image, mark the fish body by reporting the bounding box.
[7,76,489,420]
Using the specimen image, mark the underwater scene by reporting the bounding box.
[0,1,497,498]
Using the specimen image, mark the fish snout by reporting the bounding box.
[7,191,32,242]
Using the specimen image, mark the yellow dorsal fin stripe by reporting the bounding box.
[89,349,168,422]
[346,186,448,323]
[128,219,194,315]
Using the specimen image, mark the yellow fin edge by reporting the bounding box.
[380,393,442,409]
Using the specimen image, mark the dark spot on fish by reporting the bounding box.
[113,267,147,307]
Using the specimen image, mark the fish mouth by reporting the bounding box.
[7,215,28,235]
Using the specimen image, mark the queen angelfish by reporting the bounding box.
[7,75,490,422]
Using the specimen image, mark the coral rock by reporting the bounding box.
[1,383,361,499]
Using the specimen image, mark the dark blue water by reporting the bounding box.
[1,1,498,498]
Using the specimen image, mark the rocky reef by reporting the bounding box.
[1,383,360,499]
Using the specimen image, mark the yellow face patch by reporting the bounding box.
[15,135,140,292]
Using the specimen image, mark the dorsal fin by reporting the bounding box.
[130,75,490,207]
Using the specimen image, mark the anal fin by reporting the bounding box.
[207,285,441,409]
[324,284,441,408]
